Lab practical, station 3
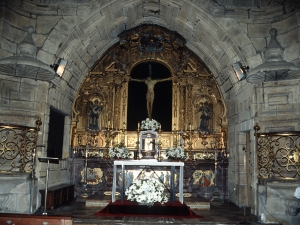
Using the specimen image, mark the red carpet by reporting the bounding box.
[94,200,204,218]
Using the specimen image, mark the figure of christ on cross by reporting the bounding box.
[130,65,171,119]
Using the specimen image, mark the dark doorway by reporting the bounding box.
[127,62,172,131]
[47,107,65,159]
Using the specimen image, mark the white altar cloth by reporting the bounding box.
[112,160,184,203]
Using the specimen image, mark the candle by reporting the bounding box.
[189,124,192,130]
[138,122,140,129]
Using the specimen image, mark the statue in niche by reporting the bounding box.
[88,99,103,131]
[199,102,212,133]
[130,64,171,119]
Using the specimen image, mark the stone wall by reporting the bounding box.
[258,181,300,225]
[0,172,39,214]
[227,78,300,224]
[0,74,72,213]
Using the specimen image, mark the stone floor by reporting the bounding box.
[34,196,281,225]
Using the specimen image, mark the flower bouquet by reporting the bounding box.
[109,143,131,159]
[165,145,188,161]
[140,118,161,131]
[125,177,168,205]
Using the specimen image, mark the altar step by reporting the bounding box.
[184,196,210,210]
[84,194,111,207]
[84,194,210,210]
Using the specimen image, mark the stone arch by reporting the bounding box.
[128,59,174,78]
[45,2,251,101]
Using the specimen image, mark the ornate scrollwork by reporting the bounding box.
[0,119,41,172]
[255,124,300,179]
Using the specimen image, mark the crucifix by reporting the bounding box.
[130,64,171,119]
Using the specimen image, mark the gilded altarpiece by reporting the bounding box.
[69,25,228,201]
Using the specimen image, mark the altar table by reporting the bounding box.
[112,160,184,204]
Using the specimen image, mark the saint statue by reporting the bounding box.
[88,99,103,131]
[130,64,171,119]
[199,102,212,133]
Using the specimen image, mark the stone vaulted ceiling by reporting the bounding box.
[1,0,299,102]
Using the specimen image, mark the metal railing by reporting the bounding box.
[254,123,300,179]
[0,118,42,172]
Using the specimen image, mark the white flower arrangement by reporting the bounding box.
[140,118,161,131]
[125,177,169,205]
[165,145,188,160]
[109,143,131,159]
